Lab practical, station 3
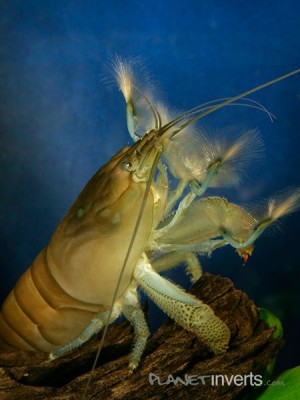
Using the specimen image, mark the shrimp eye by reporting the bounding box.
[121,157,133,171]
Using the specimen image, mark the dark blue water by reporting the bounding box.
[1,0,300,376]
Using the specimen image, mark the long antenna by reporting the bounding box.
[161,69,300,136]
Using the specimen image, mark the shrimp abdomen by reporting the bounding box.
[0,249,103,352]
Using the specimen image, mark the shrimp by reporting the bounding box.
[0,59,299,375]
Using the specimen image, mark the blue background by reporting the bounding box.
[1,0,300,375]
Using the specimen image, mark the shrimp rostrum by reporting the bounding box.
[0,60,299,371]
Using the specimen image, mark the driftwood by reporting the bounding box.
[0,273,283,400]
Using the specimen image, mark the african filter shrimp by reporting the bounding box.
[0,59,299,374]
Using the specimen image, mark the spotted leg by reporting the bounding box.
[49,306,120,360]
[134,254,230,354]
[122,285,150,370]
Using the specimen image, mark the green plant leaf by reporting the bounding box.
[258,307,283,339]
[255,366,300,400]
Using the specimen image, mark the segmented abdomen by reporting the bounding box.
[0,249,103,352]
